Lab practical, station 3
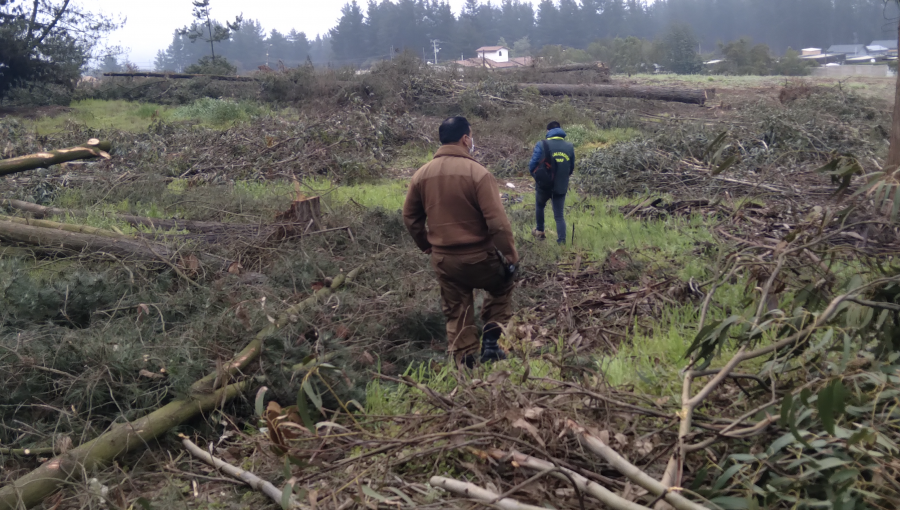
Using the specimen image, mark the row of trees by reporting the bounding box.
[540,32,814,76]
[327,0,897,65]
[152,20,333,73]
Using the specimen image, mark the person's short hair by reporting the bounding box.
[547,121,561,131]
[439,116,471,144]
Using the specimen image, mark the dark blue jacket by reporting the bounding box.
[529,128,575,195]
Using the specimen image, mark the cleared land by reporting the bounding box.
[1,65,898,510]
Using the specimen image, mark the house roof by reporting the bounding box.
[476,46,508,52]
[827,44,868,55]
[867,45,888,52]
[871,40,898,50]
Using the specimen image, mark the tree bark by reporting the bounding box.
[887,19,900,169]
[524,83,708,105]
[0,140,111,177]
[0,382,248,510]
[0,219,177,261]
[103,72,255,82]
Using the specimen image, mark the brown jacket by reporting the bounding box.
[403,145,518,264]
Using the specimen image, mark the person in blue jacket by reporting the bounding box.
[528,121,575,245]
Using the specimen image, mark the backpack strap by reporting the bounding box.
[541,140,551,167]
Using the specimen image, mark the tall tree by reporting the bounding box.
[0,0,120,99]
[288,29,311,65]
[267,29,292,66]
[330,1,369,62]
[178,0,243,59]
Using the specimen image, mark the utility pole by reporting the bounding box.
[431,39,441,66]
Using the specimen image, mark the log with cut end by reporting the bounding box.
[524,83,708,105]
[0,140,111,177]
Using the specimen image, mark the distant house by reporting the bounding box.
[827,44,868,57]
[476,46,509,63]
[454,46,533,70]
[870,40,898,51]
[800,48,844,65]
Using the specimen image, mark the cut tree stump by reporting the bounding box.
[524,83,708,105]
[0,140,111,177]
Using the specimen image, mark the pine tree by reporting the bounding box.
[661,22,701,74]
[330,1,369,62]
[178,0,242,59]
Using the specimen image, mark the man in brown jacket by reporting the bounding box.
[403,117,519,367]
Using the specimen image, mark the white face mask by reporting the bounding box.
[468,136,475,154]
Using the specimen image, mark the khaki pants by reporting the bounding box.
[431,250,515,359]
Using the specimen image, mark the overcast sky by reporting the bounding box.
[83,0,528,67]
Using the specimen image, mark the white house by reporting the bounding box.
[476,46,509,63]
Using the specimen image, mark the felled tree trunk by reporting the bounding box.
[2,198,321,241]
[0,140,111,177]
[0,219,177,261]
[524,83,708,105]
[103,72,255,82]
[0,382,248,510]
[0,266,365,509]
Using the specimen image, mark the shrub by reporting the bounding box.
[173,97,265,124]
[183,56,238,76]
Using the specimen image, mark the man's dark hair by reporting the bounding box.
[547,121,561,131]
[439,116,471,144]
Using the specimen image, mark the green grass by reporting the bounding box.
[29,100,175,134]
[23,99,272,134]
[172,98,268,125]
[51,175,738,397]
[561,125,640,158]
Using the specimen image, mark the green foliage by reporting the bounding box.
[588,37,660,74]
[173,97,265,124]
[715,38,773,76]
[773,48,814,76]
[178,0,243,60]
[183,55,238,76]
[661,23,702,74]
[0,1,120,101]
[537,45,593,65]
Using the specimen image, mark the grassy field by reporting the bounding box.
[25,98,274,134]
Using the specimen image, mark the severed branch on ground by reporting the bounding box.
[0,140,111,177]
[430,476,549,510]
[0,266,364,510]
[182,438,301,509]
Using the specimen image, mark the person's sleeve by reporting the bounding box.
[476,172,519,264]
[528,141,542,173]
[402,179,431,252]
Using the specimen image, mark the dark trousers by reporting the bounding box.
[430,250,515,360]
[536,187,566,244]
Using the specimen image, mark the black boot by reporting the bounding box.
[480,322,507,363]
